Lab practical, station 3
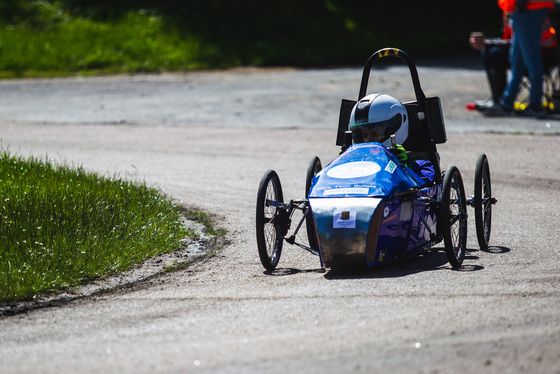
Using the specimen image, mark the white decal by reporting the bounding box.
[323,187,369,196]
[333,210,356,229]
[327,161,381,179]
[400,201,413,221]
[385,161,397,174]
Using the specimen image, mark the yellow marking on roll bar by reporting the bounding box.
[378,48,400,58]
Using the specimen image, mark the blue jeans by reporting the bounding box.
[501,9,549,108]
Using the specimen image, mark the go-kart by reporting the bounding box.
[255,48,497,271]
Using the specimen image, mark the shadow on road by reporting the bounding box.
[480,245,510,254]
[263,245,511,279]
[323,249,468,280]
[323,245,511,279]
[263,268,326,276]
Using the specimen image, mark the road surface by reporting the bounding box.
[0,61,559,373]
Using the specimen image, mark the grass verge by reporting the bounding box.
[0,151,196,303]
[0,10,216,78]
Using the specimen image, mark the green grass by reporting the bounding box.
[0,151,194,303]
[0,10,219,78]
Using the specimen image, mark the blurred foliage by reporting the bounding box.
[0,1,66,28]
[58,0,503,65]
[0,11,209,77]
[0,0,504,71]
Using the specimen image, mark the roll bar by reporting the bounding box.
[358,48,426,108]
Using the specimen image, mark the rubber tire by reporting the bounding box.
[305,156,322,252]
[474,154,492,249]
[256,170,284,271]
[441,166,468,268]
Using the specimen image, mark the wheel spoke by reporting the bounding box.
[474,154,492,249]
[449,184,465,256]
[449,212,463,226]
[256,170,284,271]
[442,165,467,267]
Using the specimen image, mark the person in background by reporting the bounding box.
[469,12,512,110]
[485,0,556,118]
[469,4,557,112]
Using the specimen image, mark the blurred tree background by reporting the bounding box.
[0,0,504,75]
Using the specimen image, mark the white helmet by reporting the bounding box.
[349,93,408,147]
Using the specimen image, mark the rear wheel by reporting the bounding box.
[305,156,322,252]
[256,170,284,271]
[441,166,468,268]
[474,154,493,249]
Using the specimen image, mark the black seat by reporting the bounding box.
[402,102,430,157]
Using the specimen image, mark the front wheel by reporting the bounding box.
[474,154,493,249]
[256,170,284,271]
[305,156,322,252]
[441,166,468,268]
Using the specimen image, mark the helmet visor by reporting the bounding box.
[351,113,404,144]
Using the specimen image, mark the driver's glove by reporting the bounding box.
[390,144,408,163]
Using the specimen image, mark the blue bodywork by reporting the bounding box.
[308,143,439,268]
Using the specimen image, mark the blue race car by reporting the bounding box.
[255,48,496,271]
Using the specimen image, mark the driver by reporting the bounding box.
[348,93,435,182]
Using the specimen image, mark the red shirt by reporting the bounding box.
[498,0,555,12]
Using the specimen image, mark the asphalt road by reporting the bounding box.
[0,60,559,373]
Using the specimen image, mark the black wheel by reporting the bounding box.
[256,170,285,271]
[441,166,468,268]
[305,156,322,252]
[305,156,322,198]
[474,154,492,249]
